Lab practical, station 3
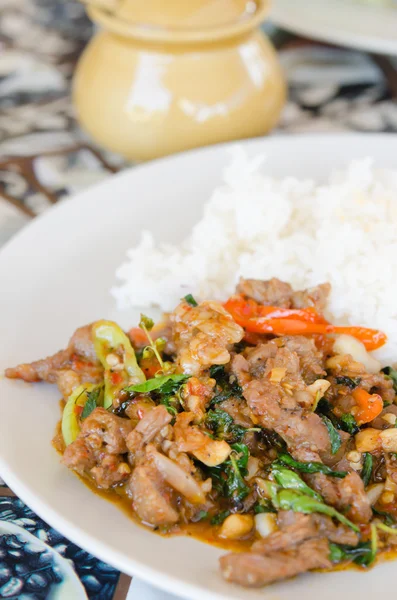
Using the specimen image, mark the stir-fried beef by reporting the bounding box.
[129,458,179,526]
[7,277,396,590]
[62,408,132,488]
[5,324,102,398]
[220,538,331,588]
[237,278,294,307]
[237,278,331,313]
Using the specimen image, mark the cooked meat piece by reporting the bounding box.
[370,405,397,430]
[5,324,102,398]
[171,300,243,375]
[220,397,255,428]
[270,511,359,547]
[245,341,278,378]
[129,460,179,526]
[89,454,131,488]
[385,453,397,485]
[62,439,130,488]
[263,346,306,391]
[291,283,331,312]
[62,408,133,488]
[360,372,395,405]
[183,376,215,419]
[310,471,372,524]
[252,513,317,553]
[237,278,294,307]
[314,514,359,545]
[281,336,326,384]
[81,407,132,454]
[62,438,96,474]
[220,538,331,588]
[126,405,172,455]
[320,429,351,467]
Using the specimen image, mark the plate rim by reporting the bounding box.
[270,0,397,55]
[1,132,397,600]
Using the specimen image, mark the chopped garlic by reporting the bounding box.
[255,513,278,538]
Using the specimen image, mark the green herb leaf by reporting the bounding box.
[329,542,373,565]
[139,313,154,331]
[339,413,359,435]
[184,294,198,307]
[271,465,323,501]
[81,387,102,420]
[125,374,189,394]
[361,453,373,487]
[335,376,361,389]
[382,366,397,393]
[195,510,208,522]
[372,507,396,526]
[206,409,246,443]
[254,500,276,514]
[209,365,242,405]
[322,415,342,455]
[277,452,347,478]
[206,444,250,506]
[210,510,230,525]
[277,489,359,532]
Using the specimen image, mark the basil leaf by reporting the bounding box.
[277,452,347,478]
[339,413,359,435]
[81,387,102,420]
[206,409,246,443]
[322,415,342,454]
[361,453,373,487]
[211,510,230,525]
[277,490,359,532]
[125,374,189,394]
[272,465,323,501]
[329,542,373,565]
[184,294,198,307]
[335,376,361,389]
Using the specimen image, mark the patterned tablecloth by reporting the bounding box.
[0,1,396,599]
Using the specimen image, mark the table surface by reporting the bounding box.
[1,1,397,599]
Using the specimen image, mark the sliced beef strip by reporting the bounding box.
[308,471,372,524]
[281,336,326,384]
[129,459,179,526]
[371,405,397,430]
[291,283,331,312]
[236,279,331,313]
[253,511,359,552]
[62,407,132,488]
[237,278,294,307]
[126,405,172,456]
[252,513,317,553]
[220,537,331,588]
[232,353,372,520]
[5,324,102,398]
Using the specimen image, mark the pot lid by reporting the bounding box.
[115,0,263,29]
[85,0,269,41]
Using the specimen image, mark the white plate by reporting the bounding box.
[1,133,397,600]
[270,0,397,55]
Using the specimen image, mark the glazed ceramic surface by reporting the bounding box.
[1,134,397,600]
[73,0,286,161]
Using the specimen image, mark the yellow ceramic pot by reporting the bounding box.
[73,0,286,162]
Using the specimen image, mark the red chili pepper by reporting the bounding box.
[110,372,123,386]
[224,295,386,351]
[352,388,383,425]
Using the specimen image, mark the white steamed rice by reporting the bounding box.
[111,149,397,364]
